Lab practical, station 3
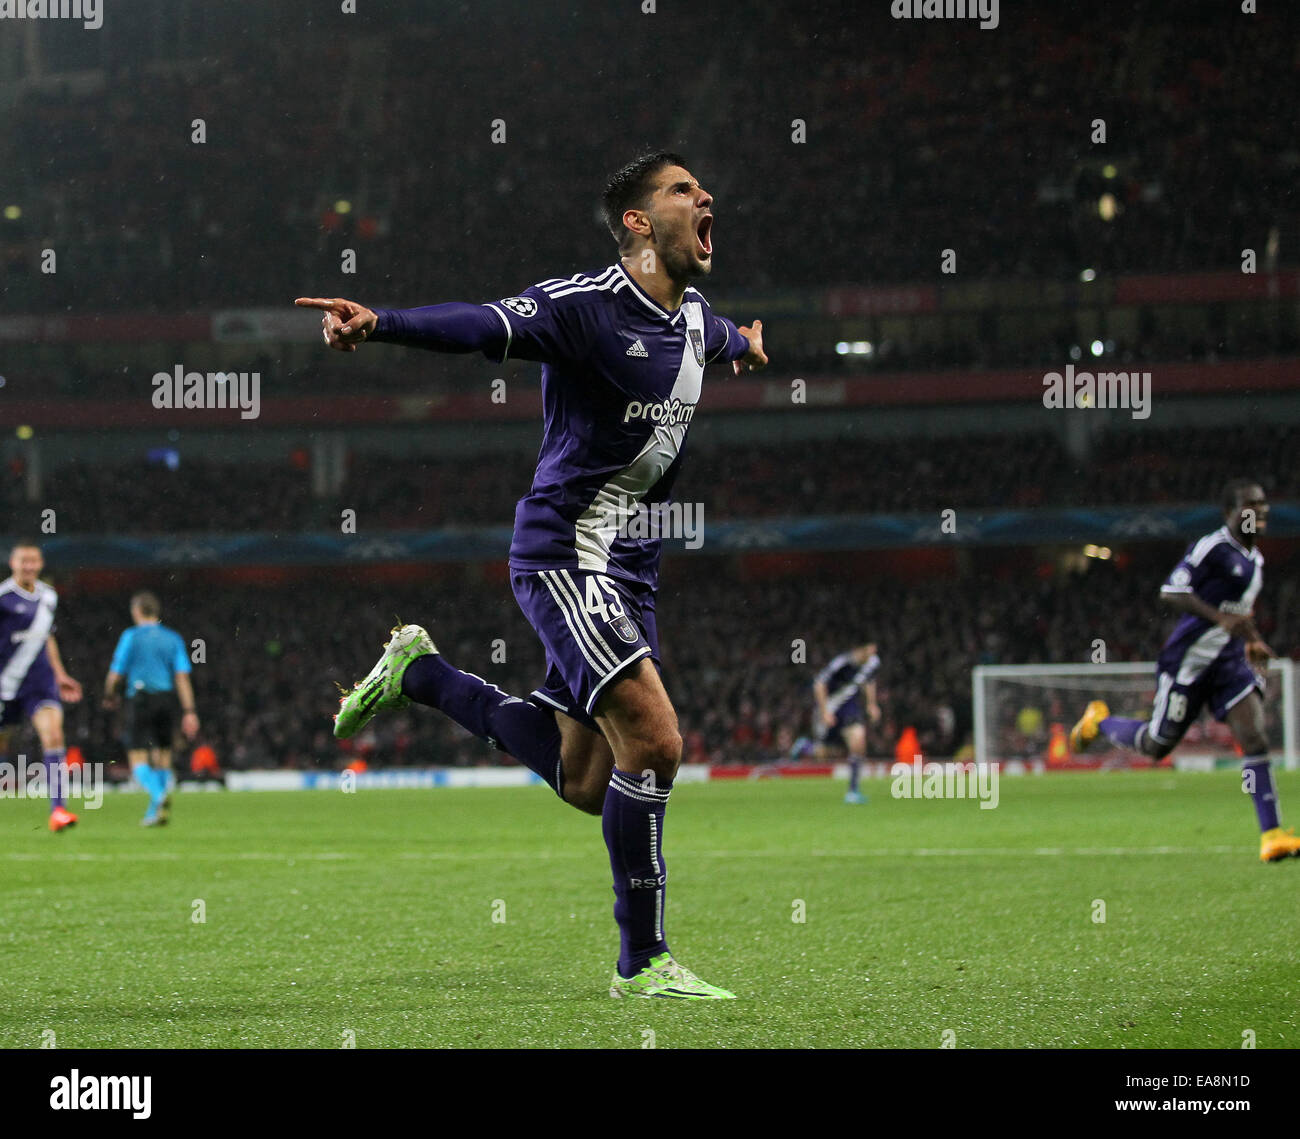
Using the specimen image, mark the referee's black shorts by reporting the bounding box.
[123,691,178,751]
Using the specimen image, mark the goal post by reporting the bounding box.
[973,659,1298,770]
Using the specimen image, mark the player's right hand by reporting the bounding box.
[734,320,767,375]
[1246,638,1275,669]
[294,297,378,352]
[822,708,837,728]
[1218,612,1259,642]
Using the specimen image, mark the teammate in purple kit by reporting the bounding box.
[296,153,766,997]
[812,643,881,804]
[1070,479,1300,863]
[1,541,84,832]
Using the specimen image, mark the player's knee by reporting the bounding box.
[623,729,682,783]
[1238,732,1269,758]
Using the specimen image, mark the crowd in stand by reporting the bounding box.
[5,424,1296,536]
[17,541,1288,774]
[3,4,1295,314]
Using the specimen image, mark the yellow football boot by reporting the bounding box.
[1068,700,1110,754]
[1260,827,1300,863]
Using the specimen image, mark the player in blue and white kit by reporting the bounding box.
[0,541,84,831]
[1071,480,1300,862]
[811,644,881,804]
[297,152,766,998]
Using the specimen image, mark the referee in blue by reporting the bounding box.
[103,592,199,826]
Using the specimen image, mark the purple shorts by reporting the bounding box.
[0,663,60,729]
[1147,651,1263,747]
[511,567,658,731]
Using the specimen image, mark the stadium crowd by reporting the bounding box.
[6,424,1297,535]
[19,548,1288,775]
[3,4,1295,314]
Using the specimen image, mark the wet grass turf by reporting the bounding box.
[1,770,1296,1048]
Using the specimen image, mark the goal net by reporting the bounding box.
[972,660,1298,770]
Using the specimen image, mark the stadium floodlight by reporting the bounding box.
[973,660,1298,770]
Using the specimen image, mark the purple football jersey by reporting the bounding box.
[1157,526,1264,682]
[814,651,881,715]
[0,576,57,701]
[483,263,749,590]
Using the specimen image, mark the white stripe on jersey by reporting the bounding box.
[483,304,514,360]
[1174,625,1231,686]
[547,276,625,301]
[0,580,56,701]
[541,266,619,296]
[818,651,880,715]
[1185,529,1227,567]
[572,301,705,573]
[828,680,865,715]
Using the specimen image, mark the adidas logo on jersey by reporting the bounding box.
[625,339,649,358]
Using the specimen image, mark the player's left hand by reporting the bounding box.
[734,320,767,375]
[868,704,882,725]
[182,711,200,740]
[57,675,83,703]
[1246,638,1275,670]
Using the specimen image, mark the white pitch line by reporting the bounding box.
[0,845,1249,863]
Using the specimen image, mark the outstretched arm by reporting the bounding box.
[294,297,505,356]
[732,319,767,376]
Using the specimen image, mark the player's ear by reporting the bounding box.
[622,208,652,241]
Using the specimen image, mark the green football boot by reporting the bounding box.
[610,953,736,1000]
[334,624,436,739]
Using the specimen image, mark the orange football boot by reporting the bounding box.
[48,805,78,832]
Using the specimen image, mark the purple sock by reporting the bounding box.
[1242,756,1281,832]
[43,749,67,811]
[1099,716,1145,751]
[401,654,563,796]
[603,770,671,978]
[848,757,862,793]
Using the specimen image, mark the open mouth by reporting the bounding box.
[696,214,713,257]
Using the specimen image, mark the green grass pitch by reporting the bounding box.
[1,771,1296,1049]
